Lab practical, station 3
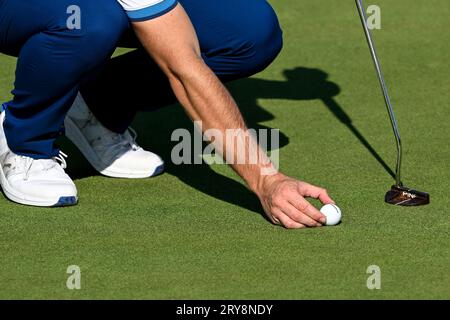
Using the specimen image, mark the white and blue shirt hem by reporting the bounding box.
[124,0,178,22]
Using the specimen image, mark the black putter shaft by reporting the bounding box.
[355,0,402,186]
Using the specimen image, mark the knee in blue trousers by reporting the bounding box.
[84,0,284,133]
[0,0,128,158]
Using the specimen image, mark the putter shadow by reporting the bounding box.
[62,66,394,214]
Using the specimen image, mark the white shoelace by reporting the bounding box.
[3,151,68,181]
[53,151,68,169]
[126,127,140,151]
[83,116,141,159]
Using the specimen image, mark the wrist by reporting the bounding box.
[251,171,286,198]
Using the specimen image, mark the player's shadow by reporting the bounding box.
[229,67,395,179]
[64,67,394,215]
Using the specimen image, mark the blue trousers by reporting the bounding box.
[0,0,283,159]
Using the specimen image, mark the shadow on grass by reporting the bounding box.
[61,66,394,215]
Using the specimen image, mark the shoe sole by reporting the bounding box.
[65,117,164,179]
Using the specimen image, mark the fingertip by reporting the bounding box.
[320,195,336,205]
[311,208,327,225]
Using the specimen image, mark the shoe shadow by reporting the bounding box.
[62,66,394,215]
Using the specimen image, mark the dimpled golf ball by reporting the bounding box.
[320,204,342,226]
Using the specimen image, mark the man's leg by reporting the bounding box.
[0,0,129,206]
[0,0,129,159]
[80,0,283,133]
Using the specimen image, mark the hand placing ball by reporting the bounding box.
[320,204,342,226]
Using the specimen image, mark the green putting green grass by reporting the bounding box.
[0,0,449,299]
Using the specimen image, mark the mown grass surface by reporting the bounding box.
[0,0,448,299]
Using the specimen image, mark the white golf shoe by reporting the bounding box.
[64,93,164,179]
[0,111,78,207]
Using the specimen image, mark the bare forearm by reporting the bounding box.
[130,5,333,229]
[165,56,277,193]
[131,6,277,194]
[167,56,244,131]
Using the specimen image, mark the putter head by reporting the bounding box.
[385,185,430,206]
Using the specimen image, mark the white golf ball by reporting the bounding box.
[320,204,342,226]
